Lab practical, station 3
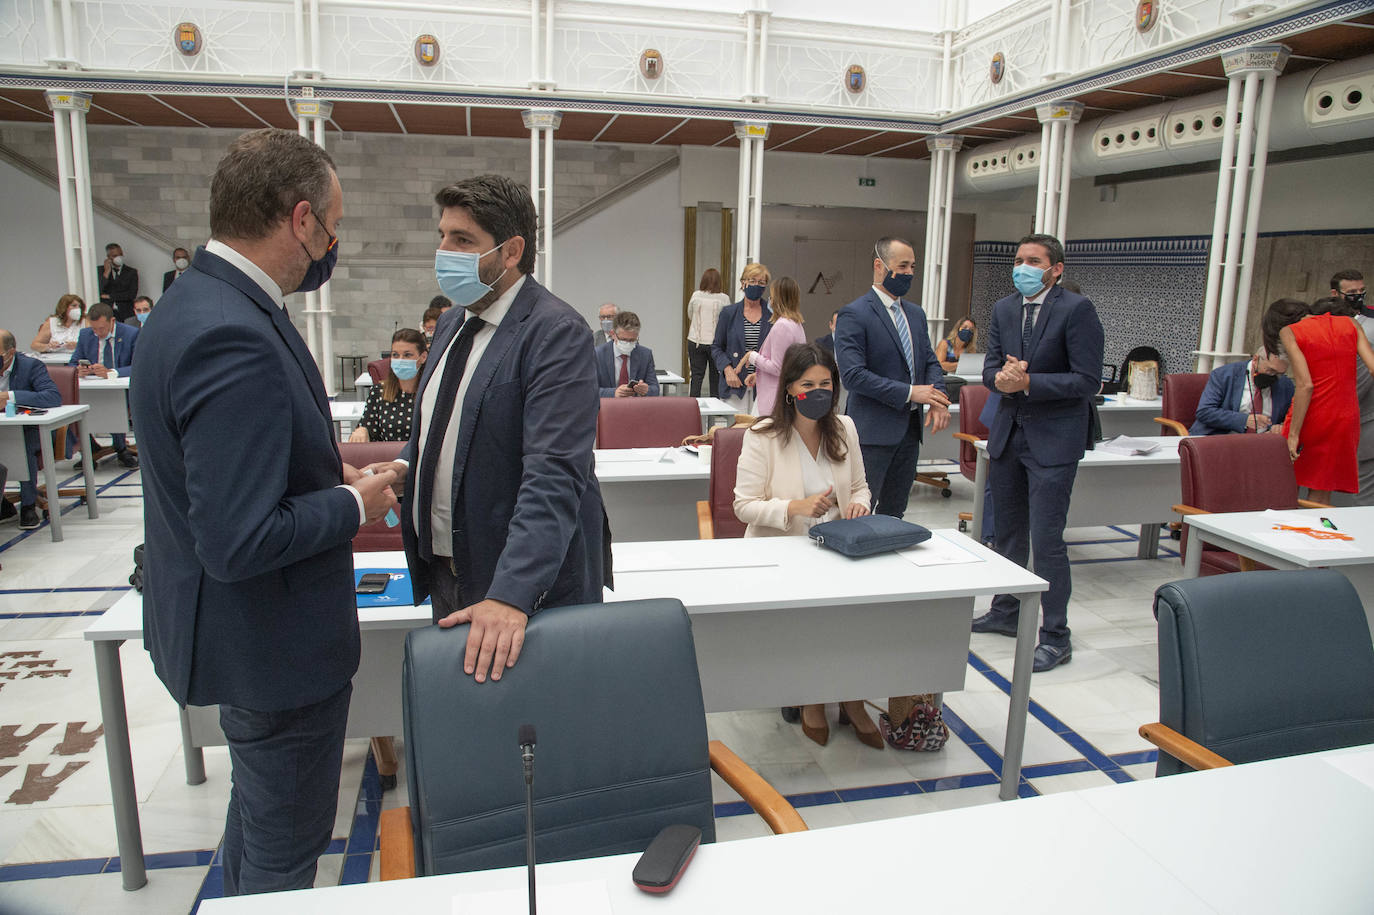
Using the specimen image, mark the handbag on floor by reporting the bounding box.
[879,693,950,751]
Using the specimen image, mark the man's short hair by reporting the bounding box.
[875,236,914,264]
[429,295,452,309]
[105,242,120,253]
[1331,269,1365,291]
[210,128,336,241]
[614,311,641,333]
[0,330,15,352]
[133,296,154,308]
[172,247,188,257]
[421,306,442,325]
[599,302,618,315]
[1017,233,1065,266]
[87,302,115,322]
[434,175,538,276]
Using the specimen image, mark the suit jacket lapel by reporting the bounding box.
[867,291,906,370]
[1025,285,1059,364]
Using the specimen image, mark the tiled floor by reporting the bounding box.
[0,454,1182,913]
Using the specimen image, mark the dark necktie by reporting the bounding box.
[102,337,114,369]
[618,353,629,386]
[1022,302,1036,356]
[416,315,485,562]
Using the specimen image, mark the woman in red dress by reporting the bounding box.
[1280,297,1374,502]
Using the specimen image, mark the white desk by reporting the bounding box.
[971,435,1181,559]
[331,400,366,438]
[0,403,98,541]
[607,534,1046,800]
[26,349,75,365]
[923,395,1166,465]
[84,553,432,890]
[595,448,709,542]
[355,371,373,390]
[656,369,685,393]
[695,396,737,433]
[1182,506,1374,639]
[204,743,1374,914]
[77,374,132,436]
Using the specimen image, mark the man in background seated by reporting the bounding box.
[595,310,659,397]
[595,302,617,346]
[70,302,139,469]
[0,329,62,530]
[126,295,154,329]
[1189,347,1293,436]
[420,306,442,342]
[163,247,190,293]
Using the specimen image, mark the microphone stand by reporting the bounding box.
[520,725,537,915]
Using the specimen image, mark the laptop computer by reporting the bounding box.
[955,353,984,375]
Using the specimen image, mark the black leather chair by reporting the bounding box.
[379,597,806,879]
[1141,570,1374,776]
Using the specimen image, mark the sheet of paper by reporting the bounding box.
[1323,748,1374,791]
[594,448,666,463]
[1097,434,1161,455]
[453,879,613,915]
[897,533,984,567]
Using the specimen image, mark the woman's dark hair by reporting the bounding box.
[757,342,847,462]
[1311,295,1358,318]
[1261,298,1310,357]
[699,268,722,294]
[382,327,428,402]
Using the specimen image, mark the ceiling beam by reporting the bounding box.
[822,130,888,154]
[768,125,824,151]
[652,117,690,144]
[146,93,209,128]
[229,97,273,127]
[387,102,408,134]
[590,113,619,142]
[90,102,141,126]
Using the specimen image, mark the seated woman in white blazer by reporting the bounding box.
[733,341,880,750]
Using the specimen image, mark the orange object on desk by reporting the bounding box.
[1271,524,1354,541]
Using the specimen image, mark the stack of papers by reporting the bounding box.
[1098,435,1161,455]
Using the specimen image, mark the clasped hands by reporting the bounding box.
[788,486,869,521]
[994,355,1031,394]
[341,461,400,526]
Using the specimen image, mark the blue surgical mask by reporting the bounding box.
[743,284,766,301]
[295,212,338,293]
[391,358,419,381]
[1013,264,1049,298]
[435,242,506,308]
[136,311,150,324]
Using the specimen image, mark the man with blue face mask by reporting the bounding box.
[835,236,950,520]
[124,295,154,328]
[971,233,1104,673]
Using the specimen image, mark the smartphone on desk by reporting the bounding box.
[355,572,391,595]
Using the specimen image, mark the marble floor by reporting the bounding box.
[0,455,1181,914]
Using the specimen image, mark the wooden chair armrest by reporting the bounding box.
[378,807,415,881]
[708,740,807,834]
[1171,504,1210,517]
[1152,417,1189,437]
[697,501,714,540]
[1297,499,1332,509]
[952,432,981,444]
[1137,723,1233,771]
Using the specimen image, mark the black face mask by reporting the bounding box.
[1343,291,1366,310]
[295,211,338,293]
[1253,372,1277,391]
[793,388,834,420]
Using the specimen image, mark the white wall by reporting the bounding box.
[680,146,930,211]
[0,157,174,347]
[556,166,687,374]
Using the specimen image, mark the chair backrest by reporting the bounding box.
[1179,434,1299,514]
[596,397,701,449]
[402,597,716,876]
[1161,373,1210,433]
[957,384,991,482]
[708,427,747,539]
[367,358,391,384]
[47,365,79,405]
[1152,570,1374,776]
[338,440,406,552]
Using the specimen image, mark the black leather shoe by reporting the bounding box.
[971,611,1018,637]
[780,706,801,724]
[116,449,139,469]
[1033,643,1072,673]
[0,500,16,524]
[18,505,40,531]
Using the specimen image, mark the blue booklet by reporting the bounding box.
[354,568,430,608]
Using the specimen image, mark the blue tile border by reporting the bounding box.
[0,848,214,883]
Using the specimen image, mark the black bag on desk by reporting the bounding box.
[129,543,144,593]
[808,516,931,558]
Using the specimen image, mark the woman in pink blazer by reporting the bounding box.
[733,342,879,749]
[742,276,807,416]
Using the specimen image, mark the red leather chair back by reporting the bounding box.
[367,359,391,385]
[338,440,406,552]
[708,427,747,539]
[596,397,702,449]
[47,366,79,405]
[957,384,991,482]
[1161,373,1210,435]
[1179,434,1299,575]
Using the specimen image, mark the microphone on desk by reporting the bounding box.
[519,723,537,915]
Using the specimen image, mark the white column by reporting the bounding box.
[289,97,334,388]
[748,137,764,263]
[1032,101,1083,241]
[45,91,83,295]
[921,135,963,343]
[522,110,562,287]
[45,91,100,307]
[733,129,752,278]
[732,123,768,274]
[1198,44,1290,371]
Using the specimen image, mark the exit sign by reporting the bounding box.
[858,177,876,187]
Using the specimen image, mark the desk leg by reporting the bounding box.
[999,590,1040,802]
[38,419,62,541]
[971,452,988,539]
[1137,523,1160,560]
[1181,521,1203,578]
[178,706,206,786]
[93,639,146,890]
[77,417,98,519]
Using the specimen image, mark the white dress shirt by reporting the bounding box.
[1236,358,1273,417]
[205,238,365,524]
[414,275,526,556]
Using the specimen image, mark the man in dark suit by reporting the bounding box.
[835,237,949,517]
[162,247,190,293]
[595,310,660,397]
[1189,348,1294,436]
[99,242,139,323]
[365,174,607,686]
[129,129,397,896]
[972,233,1104,673]
[0,329,63,530]
[126,295,154,328]
[69,302,139,469]
[595,302,618,346]
[815,310,838,356]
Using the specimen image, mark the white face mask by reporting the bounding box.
[174,257,189,271]
[68,307,82,322]
[112,255,124,268]
[614,340,637,357]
